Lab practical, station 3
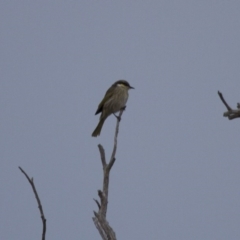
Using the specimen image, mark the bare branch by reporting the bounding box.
[19,167,46,240]
[109,108,124,170]
[107,157,116,172]
[93,212,108,240]
[93,198,101,210]
[93,212,116,240]
[218,91,232,111]
[98,144,106,167]
[218,91,240,120]
[93,109,125,240]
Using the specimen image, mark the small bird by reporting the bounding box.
[92,80,134,137]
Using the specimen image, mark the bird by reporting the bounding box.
[92,80,134,137]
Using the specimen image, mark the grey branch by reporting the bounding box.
[19,167,47,240]
[93,198,101,210]
[218,91,240,120]
[93,108,125,240]
[98,144,106,167]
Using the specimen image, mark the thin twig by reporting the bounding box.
[218,91,240,120]
[218,91,232,111]
[109,109,124,170]
[98,144,106,168]
[19,167,47,240]
[93,198,101,210]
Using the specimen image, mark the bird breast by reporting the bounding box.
[104,87,129,114]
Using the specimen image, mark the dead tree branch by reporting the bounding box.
[218,91,240,120]
[92,108,125,240]
[19,167,47,240]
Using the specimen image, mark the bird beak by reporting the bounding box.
[129,86,134,89]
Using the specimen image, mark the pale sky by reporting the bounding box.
[1,1,240,239]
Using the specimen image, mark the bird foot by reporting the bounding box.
[113,113,121,121]
[113,106,126,121]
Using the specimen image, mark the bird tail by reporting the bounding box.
[92,119,105,137]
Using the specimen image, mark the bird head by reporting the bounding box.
[114,80,134,90]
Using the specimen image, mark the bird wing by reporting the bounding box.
[95,85,114,115]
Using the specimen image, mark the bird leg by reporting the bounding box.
[113,106,126,121]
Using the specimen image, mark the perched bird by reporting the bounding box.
[92,80,134,137]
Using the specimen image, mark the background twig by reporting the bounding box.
[218,91,240,120]
[19,167,47,240]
